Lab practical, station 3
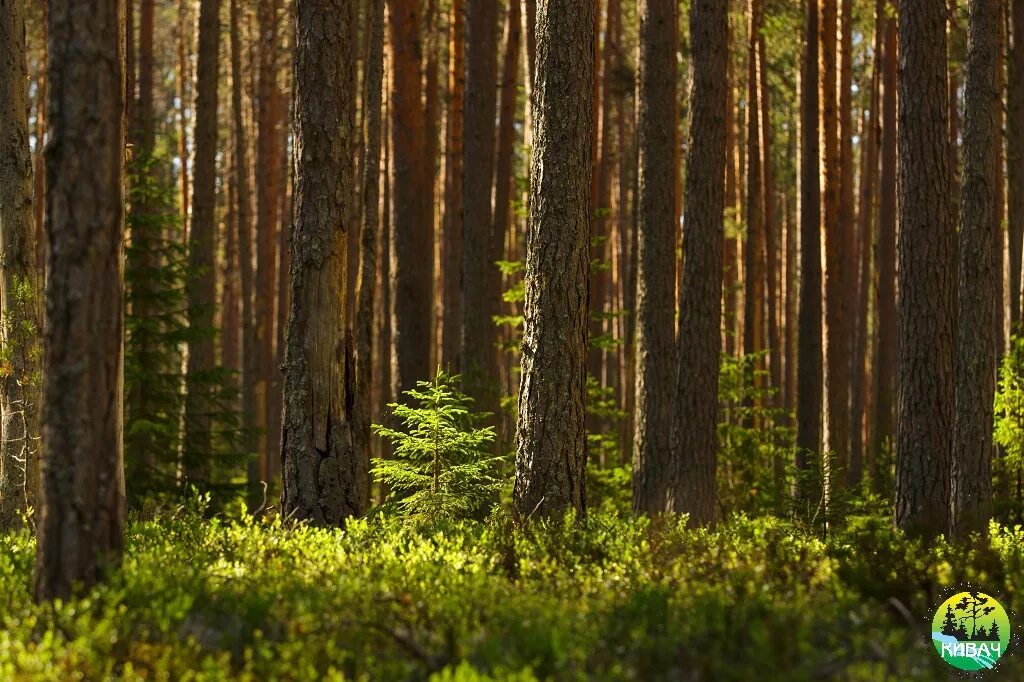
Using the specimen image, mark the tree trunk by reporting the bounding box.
[951,0,1001,537]
[895,0,955,538]
[512,0,594,521]
[743,0,765,369]
[796,0,823,498]
[837,0,855,480]
[632,0,677,516]
[441,0,465,371]
[493,0,522,429]
[354,0,384,505]
[461,0,499,401]
[0,0,41,527]
[850,0,882,488]
[423,0,440,367]
[1010,0,1024,329]
[255,0,282,484]
[183,0,221,482]
[35,0,125,600]
[176,0,191,233]
[388,0,432,397]
[670,0,728,525]
[281,0,362,525]
[872,1,897,484]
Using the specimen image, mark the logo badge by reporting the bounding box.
[932,589,1012,672]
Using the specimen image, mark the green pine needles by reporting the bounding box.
[373,371,504,526]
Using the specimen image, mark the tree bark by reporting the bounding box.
[1010,0,1024,328]
[461,0,500,401]
[872,1,897,483]
[796,0,823,498]
[632,0,677,516]
[0,0,41,527]
[183,0,221,482]
[951,0,1000,537]
[513,0,594,521]
[895,0,955,538]
[743,0,765,368]
[441,0,465,371]
[255,0,282,483]
[388,0,432,397]
[35,0,125,600]
[354,0,384,506]
[281,0,361,525]
[670,0,727,525]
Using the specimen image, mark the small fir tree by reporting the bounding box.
[373,371,503,526]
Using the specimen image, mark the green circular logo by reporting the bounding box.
[932,590,1012,671]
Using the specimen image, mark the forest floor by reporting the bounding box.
[1,502,1022,681]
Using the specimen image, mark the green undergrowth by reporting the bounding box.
[1,507,1023,681]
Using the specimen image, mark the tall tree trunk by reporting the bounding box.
[796,0,823,499]
[872,1,897,484]
[851,0,882,488]
[232,0,260,510]
[743,0,765,368]
[821,0,849,500]
[512,0,594,521]
[632,0,677,516]
[354,0,384,504]
[176,0,191,233]
[837,0,855,481]
[0,0,42,527]
[388,0,432,397]
[461,0,499,402]
[35,0,125,600]
[951,0,1001,537]
[1009,0,1024,329]
[441,0,465,370]
[184,0,221,482]
[423,0,440,366]
[281,0,362,525]
[255,0,282,484]
[895,0,955,538]
[670,0,728,525]
[493,0,522,438]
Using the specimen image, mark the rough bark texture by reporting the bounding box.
[441,0,465,370]
[1010,0,1024,328]
[0,0,41,527]
[632,0,677,516]
[895,0,955,538]
[796,0,823,486]
[513,0,593,521]
[35,0,125,601]
[354,0,384,505]
[388,0,432,397]
[461,0,500,400]
[873,2,897,480]
[281,0,361,525]
[951,0,1000,537]
[669,0,727,526]
[183,0,220,482]
[837,0,855,481]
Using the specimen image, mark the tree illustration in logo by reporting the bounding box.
[932,590,1012,672]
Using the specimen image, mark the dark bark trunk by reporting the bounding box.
[1010,0,1024,329]
[388,0,432,397]
[670,0,728,526]
[183,0,221,482]
[951,0,1001,537]
[281,0,362,525]
[632,0,677,516]
[796,0,823,499]
[35,0,125,600]
[895,0,955,538]
[441,0,464,371]
[461,0,500,401]
[513,0,594,521]
[354,0,384,506]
